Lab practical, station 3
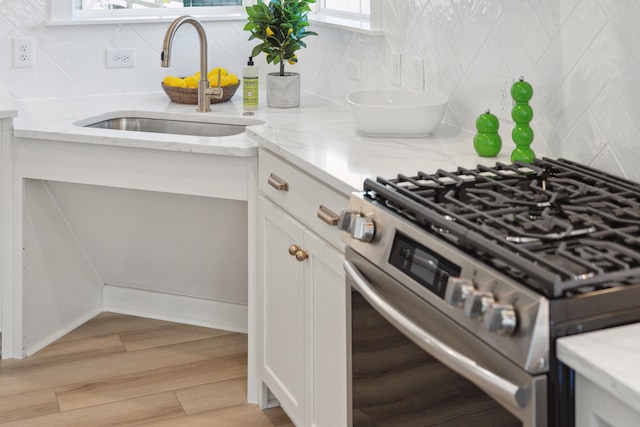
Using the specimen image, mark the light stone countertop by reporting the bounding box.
[12,90,519,197]
[557,323,640,413]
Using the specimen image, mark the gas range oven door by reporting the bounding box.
[345,247,547,427]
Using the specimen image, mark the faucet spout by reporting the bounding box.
[161,16,222,113]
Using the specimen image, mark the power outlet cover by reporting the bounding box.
[106,48,136,68]
[347,60,361,81]
[14,37,35,68]
[413,57,424,90]
[391,53,401,87]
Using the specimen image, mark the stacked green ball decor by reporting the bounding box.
[510,78,535,162]
[473,110,502,157]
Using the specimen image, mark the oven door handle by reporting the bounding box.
[344,260,528,411]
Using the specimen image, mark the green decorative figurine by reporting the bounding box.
[510,77,535,162]
[473,109,502,157]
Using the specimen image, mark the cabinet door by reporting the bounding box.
[304,230,347,427]
[258,196,306,426]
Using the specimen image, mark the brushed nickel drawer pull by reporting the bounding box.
[317,205,339,226]
[268,173,289,191]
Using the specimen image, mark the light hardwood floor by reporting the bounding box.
[0,312,293,426]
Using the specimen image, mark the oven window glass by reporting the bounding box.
[351,291,521,426]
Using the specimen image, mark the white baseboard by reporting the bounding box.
[103,285,248,333]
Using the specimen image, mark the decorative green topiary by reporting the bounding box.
[244,0,318,76]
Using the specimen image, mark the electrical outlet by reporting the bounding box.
[391,53,401,87]
[347,60,361,81]
[500,76,515,113]
[413,57,424,90]
[14,38,35,68]
[106,48,136,68]
[483,74,515,123]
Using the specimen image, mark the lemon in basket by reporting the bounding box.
[162,76,187,88]
[208,67,228,78]
[227,73,239,86]
[183,76,198,88]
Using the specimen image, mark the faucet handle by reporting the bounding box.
[206,86,224,100]
[205,69,224,101]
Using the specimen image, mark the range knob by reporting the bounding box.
[350,216,375,242]
[484,303,518,336]
[444,278,475,307]
[463,290,495,319]
[337,210,357,232]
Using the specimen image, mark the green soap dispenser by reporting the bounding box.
[243,56,258,112]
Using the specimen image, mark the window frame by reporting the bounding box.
[49,0,383,34]
[49,0,250,24]
[309,0,381,33]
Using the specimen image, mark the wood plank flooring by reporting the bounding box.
[0,312,293,426]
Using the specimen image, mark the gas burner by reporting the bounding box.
[365,158,640,298]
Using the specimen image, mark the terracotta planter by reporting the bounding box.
[266,72,300,108]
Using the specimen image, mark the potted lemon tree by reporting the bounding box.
[244,0,317,108]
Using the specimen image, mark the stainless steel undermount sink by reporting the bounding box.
[76,113,263,138]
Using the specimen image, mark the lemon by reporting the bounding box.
[208,74,219,87]
[208,67,228,78]
[162,75,174,86]
[193,71,201,80]
[183,76,198,88]
[227,73,239,86]
[170,77,187,88]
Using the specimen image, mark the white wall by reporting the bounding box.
[1,0,639,180]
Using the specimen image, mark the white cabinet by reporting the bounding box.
[258,148,348,427]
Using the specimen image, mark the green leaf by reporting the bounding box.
[251,44,265,58]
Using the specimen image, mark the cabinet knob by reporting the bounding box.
[294,250,309,262]
[289,244,302,256]
[268,173,289,191]
[288,244,308,262]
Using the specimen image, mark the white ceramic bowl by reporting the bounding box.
[347,90,449,137]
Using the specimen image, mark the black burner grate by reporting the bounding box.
[364,158,640,298]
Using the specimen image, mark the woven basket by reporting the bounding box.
[161,81,240,104]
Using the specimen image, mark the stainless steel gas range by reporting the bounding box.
[341,158,640,427]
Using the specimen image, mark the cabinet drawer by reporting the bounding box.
[259,149,348,250]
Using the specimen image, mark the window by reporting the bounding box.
[321,0,369,17]
[50,0,382,32]
[77,0,242,11]
[310,0,381,33]
[50,0,247,24]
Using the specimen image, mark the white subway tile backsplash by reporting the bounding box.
[2,0,640,179]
